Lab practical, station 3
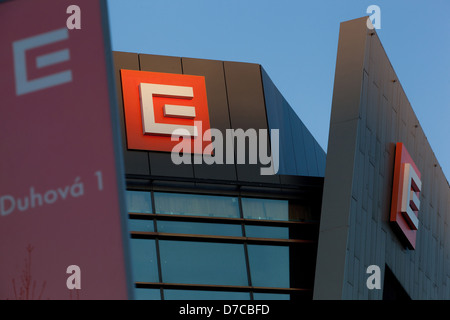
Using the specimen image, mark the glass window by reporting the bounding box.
[164,290,250,300]
[126,190,152,213]
[247,245,290,288]
[128,219,154,232]
[157,220,242,237]
[253,292,290,300]
[134,288,161,300]
[129,239,159,283]
[159,240,248,286]
[154,192,240,218]
[242,198,289,221]
[245,225,289,239]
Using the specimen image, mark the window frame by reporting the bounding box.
[125,183,320,300]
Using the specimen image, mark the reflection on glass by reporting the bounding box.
[159,240,248,286]
[253,292,290,300]
[134,288,161,300]
[245,225,289,239]
[126,190,152,213]
[157,220,242,237]
[242,198,288,221]
[129,239,159,283]
[128,219,154,232]
[154,192,240,218]
[247,245,289,288]
[164,290,250,300]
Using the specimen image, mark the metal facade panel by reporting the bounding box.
[289,108,310,177]
[261,67,297,176]
[139,53,183,74]
[223,61,280,184]
[181,57,238,181]
[301,124,320,177]
[113,51,150,176]
[314,139,327,177]
[261,67,326,178]
[293,110,327,177]
[329,19,368,125]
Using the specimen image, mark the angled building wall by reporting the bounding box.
[261,68,326,178]
[314,17,450,300]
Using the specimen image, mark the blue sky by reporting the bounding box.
[107,0,450,180]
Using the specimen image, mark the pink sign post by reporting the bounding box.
[0,0,132,299]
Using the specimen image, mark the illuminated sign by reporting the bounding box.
[120,70,211,153]
[390,142,422,249]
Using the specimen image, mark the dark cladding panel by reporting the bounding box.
[314,141,326,177]
[329,20,368,125]
[112,51,150,176]
[301,119,320,177]
[138,53,194,179]
[261,67,297,176]
[314,18,370,300]
[182,57,237,181]
[289,107,310,177]
[262,66,327,178]
[139,54,183,74]
[224,61,280,184]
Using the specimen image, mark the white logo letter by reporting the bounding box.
[401,163,421,230]
[139,83,198,137]
[13,28,72,96]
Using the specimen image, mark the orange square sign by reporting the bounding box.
[120,69,211,153]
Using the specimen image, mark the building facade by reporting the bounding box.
[112,17,449,300]
[314,17,450,300]
[113,51,326,300]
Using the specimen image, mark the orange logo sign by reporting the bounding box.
[390,143,422,249]
[120,70,211,153]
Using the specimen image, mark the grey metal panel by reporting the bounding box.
[281,98,299,174]
[139,53,183,74]
[302,125,319,177]
[138,53,194,178]
[314,140,326,177]
[181,57,237,181]
[260,67,297,176]
[262,66,327,179]
[223,61,280,184]
[329,19,369,125]
[261,70,285,173]
[320,118,360,231]
[112,51,150,176]
[289,107,309,176]
[314,17,370,300]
